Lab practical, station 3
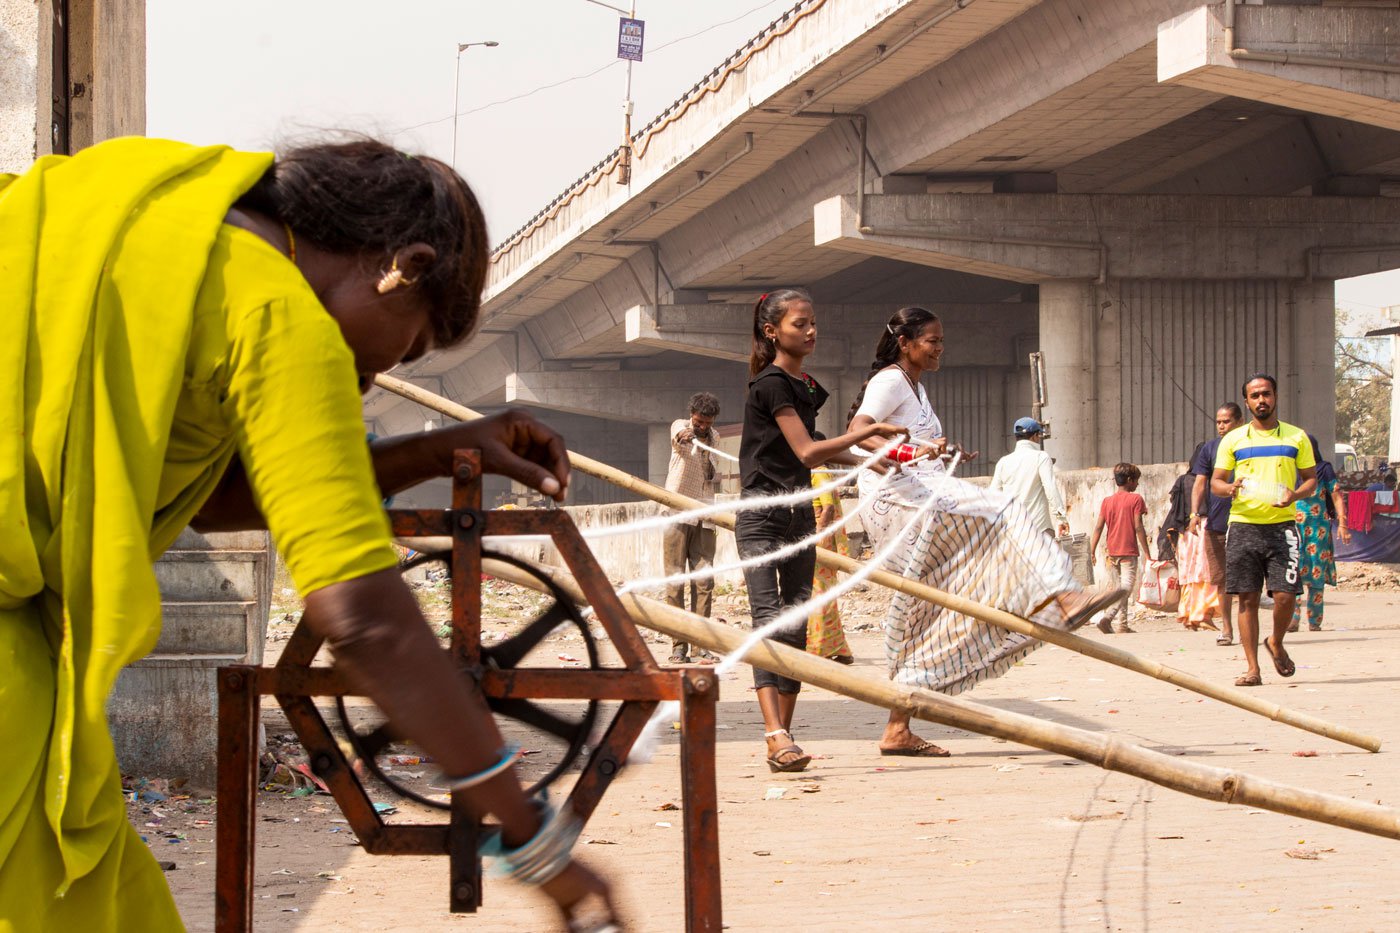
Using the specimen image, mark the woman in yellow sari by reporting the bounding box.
[0,138,615,931]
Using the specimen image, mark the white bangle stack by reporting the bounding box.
[482,798,583,886]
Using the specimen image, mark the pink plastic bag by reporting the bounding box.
[1137,559,1180,612]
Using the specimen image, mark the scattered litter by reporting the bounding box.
[654,821,672,828]
[1285,847,1334,860]
[753,850,771,857]
[269,868,294,875]
[654,802,680,811]
[796,783,821,794]
[1293,750,1319,758]
[1067,811,1124,823]
[316,871,342,880]
[585,838,617,845]
[995,764,1022,773]
[1157,835,1184,840]
[1034,696,1074,702]
[1250,747,1269,752]
[158,861,177,871]
[387,755,432,766]
[764,787,786,800]
[372,802,398,815]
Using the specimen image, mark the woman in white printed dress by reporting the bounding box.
[847,307,1123,757]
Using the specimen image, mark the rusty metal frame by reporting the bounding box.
[216,451,722,930]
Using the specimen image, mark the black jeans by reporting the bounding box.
[736,500,817,695]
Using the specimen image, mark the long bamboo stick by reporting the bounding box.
[482,556,1400,842]
[376,373,1381,752]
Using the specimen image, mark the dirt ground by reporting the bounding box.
[136,569,1400,931]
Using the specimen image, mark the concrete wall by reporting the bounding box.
[1043,278,1336,471]
[0,0,39,171]
[110,530,274,787]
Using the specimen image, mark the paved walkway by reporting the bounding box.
[168,589,1400,930]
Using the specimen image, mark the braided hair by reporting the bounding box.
[846,306,939,424]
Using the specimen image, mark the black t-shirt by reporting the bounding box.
[740,365,828,492]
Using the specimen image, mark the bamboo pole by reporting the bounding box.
[376,373,1381,752]
[481,556,1400,843]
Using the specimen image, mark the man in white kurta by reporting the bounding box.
[989,416,1069,537]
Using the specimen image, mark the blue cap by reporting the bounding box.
[1013,416,1043,437]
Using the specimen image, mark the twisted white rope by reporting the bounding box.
[615,468,894,596]
[630,452,962,761]
[689,437,739,463]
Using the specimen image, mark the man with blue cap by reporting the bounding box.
[989,416,1070,538]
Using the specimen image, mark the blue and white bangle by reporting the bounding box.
[442,743,523,792]
[480,798,584,887]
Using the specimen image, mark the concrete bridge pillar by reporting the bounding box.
[1038,277,1337,472]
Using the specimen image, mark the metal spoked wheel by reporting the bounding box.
[335,549,601,809]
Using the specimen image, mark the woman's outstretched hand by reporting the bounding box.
[433,409,571,502]
[540,860,620,931]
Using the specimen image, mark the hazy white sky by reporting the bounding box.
[145,0,1400,325]
[146,0,790,242]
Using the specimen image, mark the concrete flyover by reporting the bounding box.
[367,0,1400,501]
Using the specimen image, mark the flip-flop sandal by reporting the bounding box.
[1216,636,1234,646]
[831,654,855,665]
[693,649,719,665]
[766,745,811,772]
[1234,672,1263,687]
[667,653,690,665]
[879,741,951,758]
[1263,637,1295,678]
[1064,588,1127,630]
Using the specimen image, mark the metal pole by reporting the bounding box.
[452,47,463,170]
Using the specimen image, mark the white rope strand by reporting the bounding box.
[631,458,948,762]
[569,437,901,539]
[615,468,896,595]
[689,437,739,463]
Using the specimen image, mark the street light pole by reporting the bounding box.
[452,40,500,171]
[582,0,637,185]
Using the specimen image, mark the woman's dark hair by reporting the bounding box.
[846,306,940,424]
[1240,372,1277,398]
[1218,401,1243,420]
[235,138,489,348]
[749,288,813,377]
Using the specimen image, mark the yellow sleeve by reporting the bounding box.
[1295,430,1317,470]
[223,294,399,596]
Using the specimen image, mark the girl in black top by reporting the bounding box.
[739,289,903,771]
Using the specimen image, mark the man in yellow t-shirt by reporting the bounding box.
[1212,373,1317,688]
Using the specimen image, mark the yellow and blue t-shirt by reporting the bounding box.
[1214,420,1316,525]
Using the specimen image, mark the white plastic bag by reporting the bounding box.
[1137,559,1180,612]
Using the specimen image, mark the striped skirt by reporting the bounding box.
[861,473,1080,695]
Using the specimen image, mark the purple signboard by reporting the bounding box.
[618,17,644,62]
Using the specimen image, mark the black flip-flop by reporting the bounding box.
[1263,637,1295,678]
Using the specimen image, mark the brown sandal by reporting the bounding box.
[1234,672,1262,687]
[765,730,811,772]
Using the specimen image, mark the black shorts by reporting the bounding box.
[1225,521,1302,596]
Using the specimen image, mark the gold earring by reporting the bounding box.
[376,257,418,294]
